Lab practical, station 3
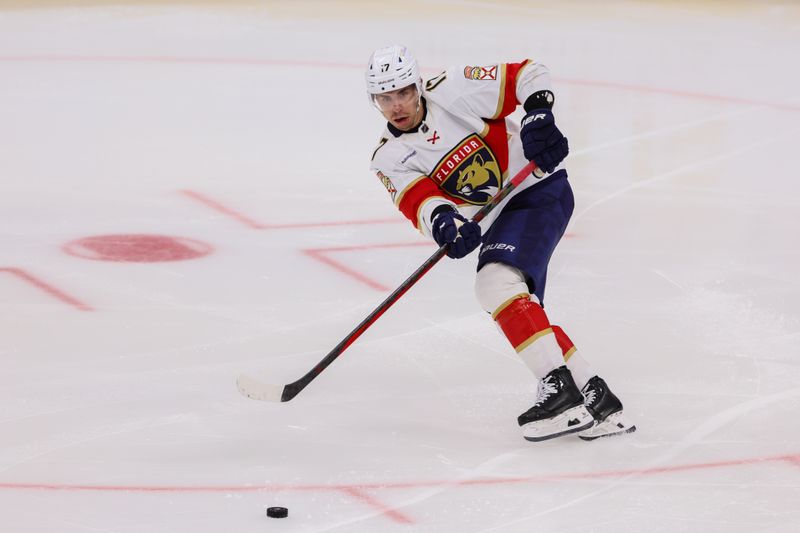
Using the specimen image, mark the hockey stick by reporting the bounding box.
[237,160,540,402]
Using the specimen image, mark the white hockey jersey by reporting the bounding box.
[370,59,562,238]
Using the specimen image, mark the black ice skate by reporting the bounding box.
[518,366,594,442]
[577,376,636,441]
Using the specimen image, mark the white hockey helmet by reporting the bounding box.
[365,45,422,104]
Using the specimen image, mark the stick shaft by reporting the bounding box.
[280,161,537,401]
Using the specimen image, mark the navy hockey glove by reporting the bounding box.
[520,109,569,174]
[432,210,482,259]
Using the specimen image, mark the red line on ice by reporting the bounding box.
[303,242,433,291]
[2,452,797,525]
[1,452,797,494]
[1,54,798,112]
[182,188,429,290]
[782,456,800,468]
[0,267,93,311]
[180,189,399,230]
[180,189,269,229]
[554,77,800,113]
[339,486,415,524]
[0,54,359,70]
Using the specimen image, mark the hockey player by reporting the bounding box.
[366,45,635,442]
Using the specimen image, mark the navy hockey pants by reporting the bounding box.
[476,169,573,304]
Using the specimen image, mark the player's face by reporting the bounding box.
[374,85,422,131]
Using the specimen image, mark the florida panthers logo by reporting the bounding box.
[430,134,502,205]
[455,154,500,197]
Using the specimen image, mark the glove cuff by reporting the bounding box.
[523,90,555,113]
[430,204,458,225]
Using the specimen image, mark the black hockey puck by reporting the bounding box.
[266,506,288,519]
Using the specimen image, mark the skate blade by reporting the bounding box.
[521,405,594,442]
[578,410,636,441]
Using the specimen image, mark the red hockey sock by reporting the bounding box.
[495,296,564,377]
[551,325,577,361]
[494,296,553,353]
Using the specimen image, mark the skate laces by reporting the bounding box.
[533,376,558,407]
[583,388,597,406]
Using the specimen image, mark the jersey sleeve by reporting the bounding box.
[432,60,552,121]
[370,138,457,238]
[514,60,553,108]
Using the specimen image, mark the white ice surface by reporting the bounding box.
[1,1,799,532]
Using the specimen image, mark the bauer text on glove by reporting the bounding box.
[520,109,569,174]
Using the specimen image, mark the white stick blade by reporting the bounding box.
[236,374,284,402]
